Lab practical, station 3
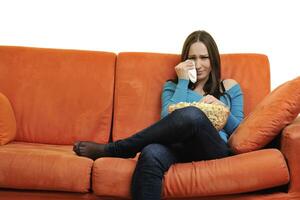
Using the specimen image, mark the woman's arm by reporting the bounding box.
[160,79,190,118]
[222,79,244,135]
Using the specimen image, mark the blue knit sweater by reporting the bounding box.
[161,79,244,142]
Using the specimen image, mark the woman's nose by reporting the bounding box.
[195,60,202,69]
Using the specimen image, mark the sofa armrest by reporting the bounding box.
[281,116,300,193]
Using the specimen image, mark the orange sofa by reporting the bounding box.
[0,46,299,200]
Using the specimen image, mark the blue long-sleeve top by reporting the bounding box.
[161,79,244,143]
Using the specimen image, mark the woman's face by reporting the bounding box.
[188,42,211,82]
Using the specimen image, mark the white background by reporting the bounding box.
[0,0,299,90]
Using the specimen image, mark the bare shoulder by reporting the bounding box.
[222,79,239,91]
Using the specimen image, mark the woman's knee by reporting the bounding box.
[173,106,208,126]
[139,144,177,169]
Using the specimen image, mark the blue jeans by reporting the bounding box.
[106,107,232,200]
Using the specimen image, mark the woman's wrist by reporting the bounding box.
[176,79,190,89]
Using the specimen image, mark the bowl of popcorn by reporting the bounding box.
[168,102,230,131]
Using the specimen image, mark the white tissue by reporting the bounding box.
[188,63,197,83]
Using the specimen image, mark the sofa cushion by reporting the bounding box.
[229,76,300,154]
[93,157,136,198]
[0,93,16,145]
[92,149,289,198]
[112,53,270,141]
[0,142,93,192]
[0,46,116,144]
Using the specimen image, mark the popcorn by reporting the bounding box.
[168,102,230,131]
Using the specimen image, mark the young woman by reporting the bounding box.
[73,30,244,200]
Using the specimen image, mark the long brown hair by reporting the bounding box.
[176,30,225,99]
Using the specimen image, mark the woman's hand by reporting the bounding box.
[175,60,195,80]
[201,95,225,106]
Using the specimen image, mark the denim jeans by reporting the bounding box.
[106,106,232,200]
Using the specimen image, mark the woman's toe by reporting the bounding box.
[73,141,81,155]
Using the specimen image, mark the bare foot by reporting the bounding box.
[73,141,111,160]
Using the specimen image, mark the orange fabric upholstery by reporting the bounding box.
[112,52,180,141]
[1,46,298,200]
[0,189,99,200]
[93,157,136,198]
[0,92,16,145]
[165,193,298,200]
[112,53,270,141]
[281,116,300,193]
[229,77,300,154]
[0,46,116,144]
[220,54,270,117]
[163,149,289,198]
[0,142,93,192]
[92,149,289,198]
[0,189,296,200]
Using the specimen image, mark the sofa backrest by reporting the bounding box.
[112,52,270,141]
[0,46,116,144]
